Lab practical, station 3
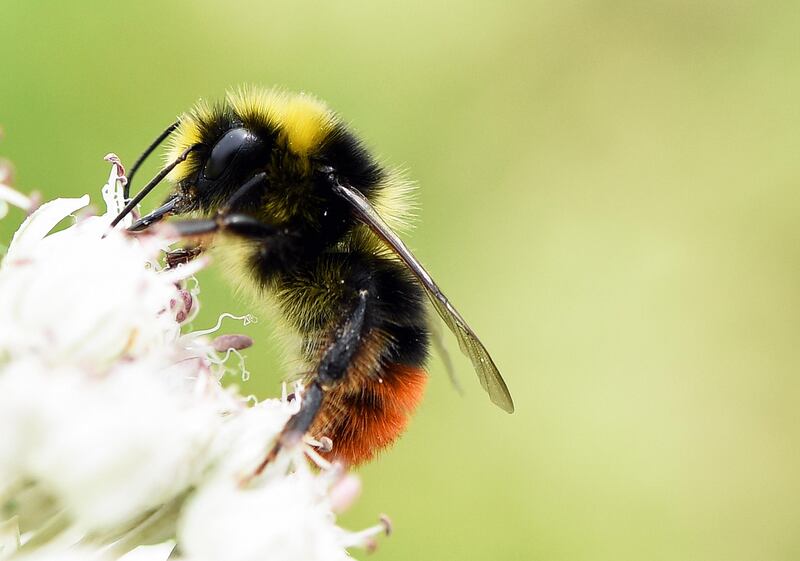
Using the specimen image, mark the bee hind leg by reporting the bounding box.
[247,289,370,481]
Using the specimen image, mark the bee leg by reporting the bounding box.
[146,213,279,238]
[248,380,325,475]
[249,289,369,478]
[128,172,268,232]
[137,175,274,235]
[165,246,203,269]
[128,196,180,231]
[218,172,267,214]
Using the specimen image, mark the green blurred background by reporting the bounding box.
[2,1,799,559]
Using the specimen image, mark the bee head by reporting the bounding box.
[201,128,267,182]
[114,88,383,232]
[190,126,272,212]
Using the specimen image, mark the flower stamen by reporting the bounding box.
[342,514,393,552]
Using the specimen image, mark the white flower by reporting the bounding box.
[0,157,389,561]
[10,548,112,561]
[201,396,298,481]
[179,395,388,561]
[0,194,181,369]
[0,357,222,534]
[178,450,388,561]
[180,470,352,561]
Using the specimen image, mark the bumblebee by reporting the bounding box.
[112,88,513,468]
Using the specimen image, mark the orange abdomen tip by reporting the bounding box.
[314,364,428,466]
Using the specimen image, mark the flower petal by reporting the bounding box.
[5,195,89,262]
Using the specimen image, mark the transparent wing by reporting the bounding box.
[333,181,515,413]
[428,315,463,396]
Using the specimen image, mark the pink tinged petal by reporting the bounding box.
[101,156,130,223]
[182,288,193,311]
[0,158,16,185]
[103,152,127,180]
[329,473,362,514]
[174,289,194,323]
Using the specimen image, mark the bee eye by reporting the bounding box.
[203,128,265,180]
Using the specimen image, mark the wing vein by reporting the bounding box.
[333,180,514,413]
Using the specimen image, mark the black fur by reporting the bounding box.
[272,250,430,369]
[135,97,433,471]
[317,123,384,194]
[163,100,430,372]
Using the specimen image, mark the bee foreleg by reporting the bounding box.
[249,289,369,478]
[128,196,180,231]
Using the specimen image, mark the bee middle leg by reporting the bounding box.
[250,289,369,477]
[157,213,278,238]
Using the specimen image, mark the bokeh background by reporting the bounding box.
[2,2,799,560]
